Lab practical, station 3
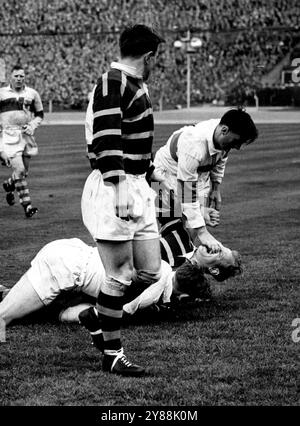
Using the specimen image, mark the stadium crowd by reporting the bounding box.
[0,0,299,109]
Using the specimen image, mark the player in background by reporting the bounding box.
[0,65,44,218]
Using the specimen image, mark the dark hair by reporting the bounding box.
[209,251,243,282]
[11,65,24,73]
[119,24,164,58]
[220,107,258,144]
[175,260,211,299]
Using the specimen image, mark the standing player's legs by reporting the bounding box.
[95,240,147,375]
[0,272,44,326]
[96,240,132,352]
[81,171,151,375]
[10,154,37,217]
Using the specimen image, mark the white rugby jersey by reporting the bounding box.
[0,84,43,127]
[176,119,228,184]
[154,119,228,228]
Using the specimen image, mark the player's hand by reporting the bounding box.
[149,169,164,182]
[150,169,173,192]
[0,151,11,167]
[195,227,221,253]
[203,207,220,227]
[22,123,34,136]
[114,180,133,220]
[209,188,222,211]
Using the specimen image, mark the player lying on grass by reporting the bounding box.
[0,236,241,333]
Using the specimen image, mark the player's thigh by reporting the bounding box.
[96,240,133,281]
[133,238,161,271]
[22,154,31,173]
[10,154,26,178]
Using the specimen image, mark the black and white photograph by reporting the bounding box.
[0,0,299,410]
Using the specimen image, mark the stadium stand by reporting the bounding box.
[0,0,299,109]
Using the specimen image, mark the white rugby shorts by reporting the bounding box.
[1,128,38,158]
[26,238,102,305]
[81,170,159,241]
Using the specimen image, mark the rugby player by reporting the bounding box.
[154,107,258,255]
[0,237,241,329]
[0,65,44,217]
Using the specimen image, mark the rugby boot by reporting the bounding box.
[102,348,145,377]
[24,206,38,218]
[6,192,15,206]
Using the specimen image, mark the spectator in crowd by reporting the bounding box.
[0,0,297,110]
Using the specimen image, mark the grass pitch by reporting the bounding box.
[0,123,299,406]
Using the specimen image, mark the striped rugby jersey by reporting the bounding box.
[160,219,194,268]
[86,62,154,184]
[0,85,43,127]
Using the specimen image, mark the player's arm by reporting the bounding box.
[123,261,172,315]
[92,73,131,218]
[0,127,10,166]
[23,90,44,135]
[177,153,221,253]
[85,86,97,168]
[209,155,228,210]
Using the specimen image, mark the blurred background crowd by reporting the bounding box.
[0,0,299,110]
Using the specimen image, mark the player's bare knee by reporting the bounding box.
[13,168,26,180]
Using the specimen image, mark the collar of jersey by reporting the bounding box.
[110,61,143,79]
[7,84,26,92]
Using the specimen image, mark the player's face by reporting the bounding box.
[214,125,243,152]
[10,70,25,91]
[191,244,235,269]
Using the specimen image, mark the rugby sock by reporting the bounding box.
[96,276,126,354]
[14,178,31,209]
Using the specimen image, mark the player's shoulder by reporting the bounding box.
[94,69,122,92]
[191,119,220,144]
[107,68,123,86]
[25,86,40,97]
[194,118,219,130]
[98,68,122,81]
[0,85,9,95]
